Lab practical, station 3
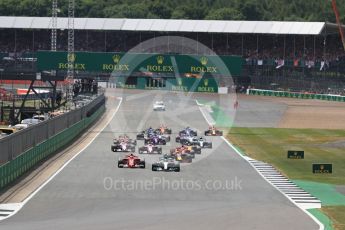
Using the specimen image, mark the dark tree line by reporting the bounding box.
[0,0,344,22]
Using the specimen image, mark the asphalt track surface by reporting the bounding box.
[233,95,287,127]
[0,90,318,230]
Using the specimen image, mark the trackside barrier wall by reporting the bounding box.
[0,94,105,163]
[0,97,105,190]
[248,89,345,102]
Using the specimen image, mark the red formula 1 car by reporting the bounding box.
[117,154,145,168]
[204,126,223,136]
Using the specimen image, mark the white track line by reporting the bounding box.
[0,97,123,222]
[196,99,324,230]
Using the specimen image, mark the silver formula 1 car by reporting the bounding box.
[180,136,212,148]
[152,155,180,172]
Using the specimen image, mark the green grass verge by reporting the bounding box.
[227,127,345,230]
[227,127,345,184]
[322,206,345,230]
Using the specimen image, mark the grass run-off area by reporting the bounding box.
[227,127,345,230]
[227,127,345,184]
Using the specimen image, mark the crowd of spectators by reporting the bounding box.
[0,29,344,64]
[0,28,344,94]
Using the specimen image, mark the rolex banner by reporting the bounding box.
[37,51,243,76]
[166,77,218,93]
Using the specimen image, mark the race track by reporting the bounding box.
[0,89,318,230]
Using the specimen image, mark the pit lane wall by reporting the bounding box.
[247,89,345,102]
[0,95,105,190]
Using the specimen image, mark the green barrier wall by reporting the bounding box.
[248,89,345,102]
[0,105,105,190]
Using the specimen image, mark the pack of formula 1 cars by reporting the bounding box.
[111,124,223,172]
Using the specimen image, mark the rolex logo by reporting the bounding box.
[67,53,76,62]
[200,56,208,65]
[204,79,209,86]
[157,56,164,65]
[112,54,121,64]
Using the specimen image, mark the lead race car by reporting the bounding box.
[139,144,162,154]
[118,154,145,168]
[205,126,223,136]
[111,141,136,152]
[180,136,212,149]
[152,154,180,172]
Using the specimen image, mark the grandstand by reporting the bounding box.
[0,16,344,94]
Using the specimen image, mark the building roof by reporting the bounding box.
[0,16,340,35]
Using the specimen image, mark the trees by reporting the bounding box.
[0,0,341,22]
[103,4,148,18]
[205,8,244,20]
